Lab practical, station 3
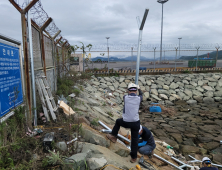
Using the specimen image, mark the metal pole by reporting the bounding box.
[164,50,165,61]
[175,47,178,71]
[106,37,110,74]
[131,47,133,70]
[27,16,37,126]
[196,47,200,70]
[153,47,156,71]
[216,47,220,68]
[160,3,164,62]
[135,30,143,85]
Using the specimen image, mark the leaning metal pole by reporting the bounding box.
[135,9,149,85]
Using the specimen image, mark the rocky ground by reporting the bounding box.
[82,73,222,166]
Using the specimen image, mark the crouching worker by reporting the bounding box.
[106,83,143,163]
[138,125,156,158]
[200,157,218,170]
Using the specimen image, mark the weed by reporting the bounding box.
[90,118,99,126]
[107,111,113,117]
[46,150,63,166]
[102,102,106,106]
[72,124,83,135]
[73,88,80,96]
[182,70,191,74]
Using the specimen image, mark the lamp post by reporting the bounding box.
[195,46,200,70]
[178,37,182,59]
[157,0,168,62]
[106,37,110,74]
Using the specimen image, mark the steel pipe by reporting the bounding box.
[0,33,21,45]
[188,155,222,168]
[171,157,193,169]
[154,154,183,170]
[98,121,131,143]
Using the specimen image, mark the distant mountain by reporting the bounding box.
[92,55,153,62]
[179,51,222,60]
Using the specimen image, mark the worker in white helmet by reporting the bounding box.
[107,82,143,163]
[200,157,218,170]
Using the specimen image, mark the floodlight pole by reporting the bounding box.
[158,0,168,62]
[135,9,149,85]
[106,37,110,74]
[195,46,200,70]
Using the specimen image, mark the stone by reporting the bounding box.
[196,86,204,92]
[163,85,169,90]
[146,80,152,86]
[144,92,150,100]
[165,100,174,106]
[193,96,203,103]
[203,142,220,150]
[82,128,110,148]
[87,157,107,170]
[56,141,67,151]
[119,77,125,82]
[159,94,168,100]
[190,81,197,87]
[186,100,197,105]
[159,137,179,150]
[203,91,214,98]
[150,89,158,96]
[100,83,108,89]
[198,80,204,86]
[65,153,89,170]
[212,154,222,164]
[208,82,217,87]
[197,136,212,143]
[113,82,119,89]
[214,91,222,97]
[152,129,167,137]
[119,82,127,88]
[92,81,100,86]
[170,82,179,89]
[113,92,119,97]
[214,97,222,102]
[158,89,169,96]
[145,86,150,92]
[177,92,186,99]
[182,80,189,85]
[180,145,200,154]
[170,94,181,100]
[170,133,183,143]
[86,98,100,106]
[109,86,115,91]
[183,139,195,146]
[185,85,195,90]
[203,97,214,103]
[150,94,161,101]
[203,86,213,91]
[184,89,192,97]
[192,90,203,97]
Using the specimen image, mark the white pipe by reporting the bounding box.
[98,121,131,143]
[188,155,222,168]
[154,154,183,170]
[171,157,193,169]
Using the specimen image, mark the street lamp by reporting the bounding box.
[178,37,182,59]
[106,37,110,74]
[157,0,168,62]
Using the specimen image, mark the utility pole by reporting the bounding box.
[153,47,156,71]
[135,9,149,85]
[106,37,110,74]
[131,47,133,70]
[178,37,182,59]
[175,47,178,71]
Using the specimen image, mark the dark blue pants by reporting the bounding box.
[138,143,156,155]
[111,118,140,159]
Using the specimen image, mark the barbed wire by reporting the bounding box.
[12,0,68,44]
[87,43,222,51]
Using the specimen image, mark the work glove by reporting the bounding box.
[137,85,140,89]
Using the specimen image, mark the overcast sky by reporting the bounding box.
[1,0,222,51]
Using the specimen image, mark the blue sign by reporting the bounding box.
[0,42,23,118]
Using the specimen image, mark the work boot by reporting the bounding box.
[130,158,137,163]
[148,150,154,159]
[106,134,117,143]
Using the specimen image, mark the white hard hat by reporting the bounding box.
[128,83,138,90]
[202,157,211,162]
